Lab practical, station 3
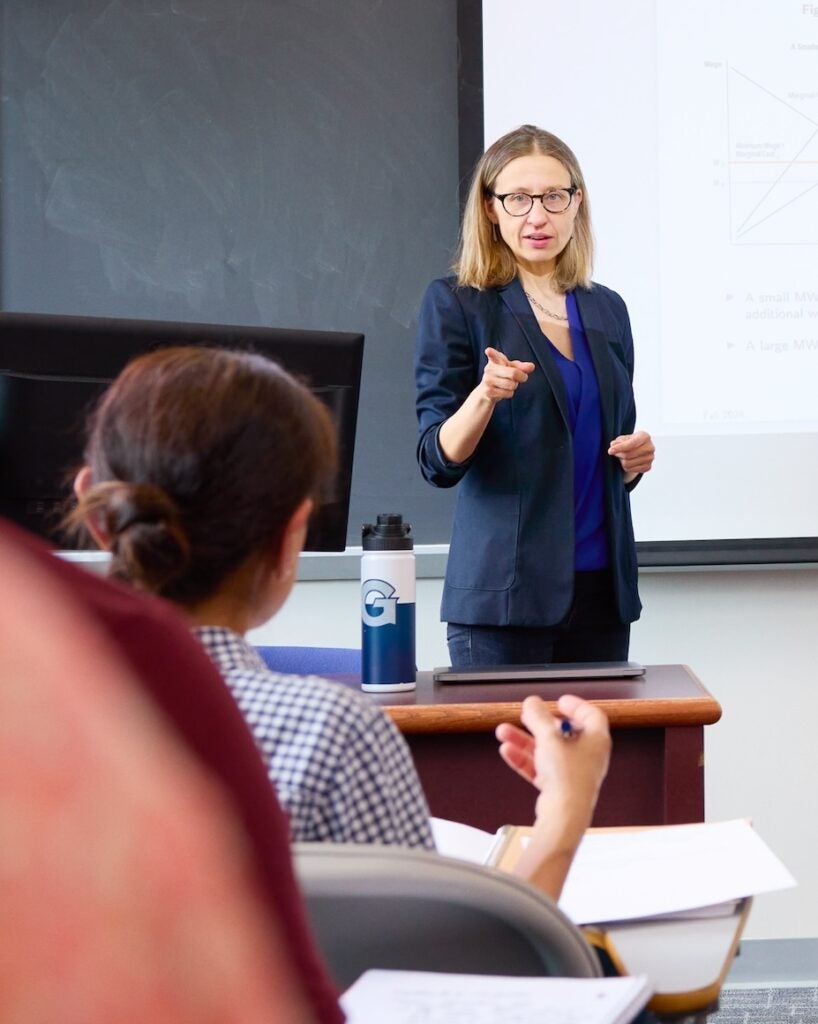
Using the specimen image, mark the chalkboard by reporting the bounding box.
[0,0,473,546]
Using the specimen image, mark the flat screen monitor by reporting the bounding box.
[0,311,363,551]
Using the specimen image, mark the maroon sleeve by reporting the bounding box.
[1,521,343,1024]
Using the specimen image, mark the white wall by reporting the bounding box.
[251,565,818,940]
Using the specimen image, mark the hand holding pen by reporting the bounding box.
[495,694,611,807]
[495,694,612,900]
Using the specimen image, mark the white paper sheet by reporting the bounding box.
[429,816,498,864]
[558,819,796,925]
[341,969,652,1024]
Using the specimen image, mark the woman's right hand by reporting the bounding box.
[479,347,536,404]
[437,347,536,463]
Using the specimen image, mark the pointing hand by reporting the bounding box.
[480,347,536,403]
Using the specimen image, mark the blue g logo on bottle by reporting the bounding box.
[361,576,415,687]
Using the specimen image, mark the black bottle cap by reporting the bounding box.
[362,512,414,551]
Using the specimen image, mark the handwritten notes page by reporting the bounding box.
[341,970,652,1024]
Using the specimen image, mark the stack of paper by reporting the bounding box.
[341,969,652,1024]
[430,816,797,1013]
[557,819,796,925]
[431,817,796,924]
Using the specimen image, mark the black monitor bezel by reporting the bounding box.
[0,310,363,552]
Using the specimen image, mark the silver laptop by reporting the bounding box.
[432,661,646,684]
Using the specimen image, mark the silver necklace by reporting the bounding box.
[525,290,568,322]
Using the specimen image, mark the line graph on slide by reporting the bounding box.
[653,2,818,436]
[727,64,818,246]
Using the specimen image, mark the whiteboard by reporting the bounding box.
[482,0,818,562]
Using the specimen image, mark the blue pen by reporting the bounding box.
[559,718,582,739]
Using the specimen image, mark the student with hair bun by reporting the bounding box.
[71,344,612,904]
[70,345,435,850]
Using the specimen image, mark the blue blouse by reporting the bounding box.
[546,292,609,570]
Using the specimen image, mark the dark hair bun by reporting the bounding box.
[102,482,191,594]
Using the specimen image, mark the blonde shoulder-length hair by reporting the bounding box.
[454,125,594,292]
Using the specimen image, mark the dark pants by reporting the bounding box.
[446,570,630,667]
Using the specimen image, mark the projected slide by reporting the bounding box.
[657,2,818,433]
[483,0,818,543]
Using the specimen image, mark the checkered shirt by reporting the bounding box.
[194,627,434,849]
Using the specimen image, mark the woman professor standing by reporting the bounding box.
[415,125,655,667]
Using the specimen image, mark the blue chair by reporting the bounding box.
[254,645,361,677]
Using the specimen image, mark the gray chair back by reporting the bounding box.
[293,842,601,989]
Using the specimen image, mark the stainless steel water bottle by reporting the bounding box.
[361,513,416,692]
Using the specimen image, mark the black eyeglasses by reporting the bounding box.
[490,188,578,216]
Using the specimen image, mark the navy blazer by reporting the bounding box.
[415,276,642,628]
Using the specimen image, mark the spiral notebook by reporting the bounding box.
[341,969,652,1024]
